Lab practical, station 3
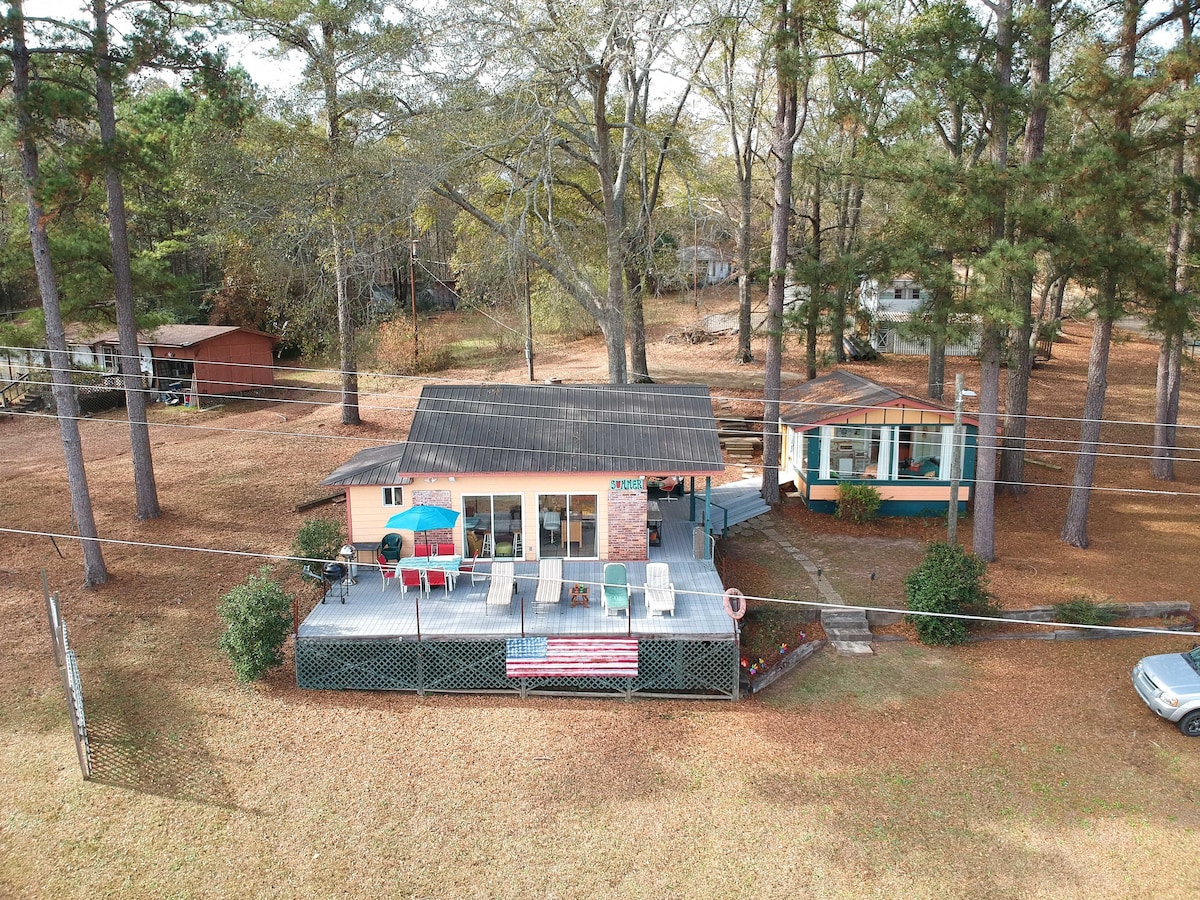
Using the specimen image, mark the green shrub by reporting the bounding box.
[1053,595,1120,626]
[217,567,293,683]
[291,517,346,572]
[835,482,882,524]
[904,542,995,645]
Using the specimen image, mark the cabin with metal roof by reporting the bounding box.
[779,370,980,516]
[322,383,726,563]
[63,324,277,398]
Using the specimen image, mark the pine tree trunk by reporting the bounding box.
[93,0,160,519]
[1151,7,1194,481]
[12,1,108,585]
[1151,335,1177,480]
[805,170,820,381]
[927,305,947,400]
[1061,313,1113,548]
[1000,0,1051,497]
[626,268,651,382]
[320,22,359,425]
[973,324,1001,562]
[736,175,754,363]
[762,0,802,506]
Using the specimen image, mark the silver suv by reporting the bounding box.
[1132,646,1200,737]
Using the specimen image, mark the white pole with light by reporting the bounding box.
[947,373,975,544]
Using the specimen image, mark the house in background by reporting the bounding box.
[321,383,726,562]
[64,325,277,397]
[677,245,734,285]
[779,370,980,517]
[858,276,981,356]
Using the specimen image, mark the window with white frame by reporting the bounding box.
[382,486,404,507]
[824,425,884,479]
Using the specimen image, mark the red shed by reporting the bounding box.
[69,325,278,397]
[144,326,277,396]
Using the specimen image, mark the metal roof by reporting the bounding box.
[779,370,974,427]
[67,325,277,347]
[322,383,725,486]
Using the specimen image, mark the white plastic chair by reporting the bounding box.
[644,562,676,617]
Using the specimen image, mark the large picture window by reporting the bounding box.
[817,423,960,481]
[896,425,944,479]
[829,426,883,478]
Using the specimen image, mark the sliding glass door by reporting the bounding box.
[462,493,523,558]
[536,493,597,559]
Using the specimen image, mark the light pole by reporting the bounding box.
[947,373,975,544]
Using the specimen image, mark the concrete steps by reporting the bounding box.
[820,607,874,656]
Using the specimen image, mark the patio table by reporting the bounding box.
[407,555,463,592]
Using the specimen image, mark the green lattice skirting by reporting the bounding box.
[296,637,738,700]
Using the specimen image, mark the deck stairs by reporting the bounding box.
[698,476,774,532]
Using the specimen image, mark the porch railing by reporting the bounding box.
[1,372,31,408]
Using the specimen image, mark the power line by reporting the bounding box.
[5,525,1195,638]
[7,340,1200,434]
[5,402,1200,498]
[7,358,1200,463]
[7,404,1200,497]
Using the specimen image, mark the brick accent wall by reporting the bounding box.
[607,489,648,561]
[410,489,455,547]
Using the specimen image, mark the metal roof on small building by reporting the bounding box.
[322,383,725,486]
[67,324,277,348]
[780,370,977,428]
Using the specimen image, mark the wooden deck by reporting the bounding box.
[298,498,732,641]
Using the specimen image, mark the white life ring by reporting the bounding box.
[723,587,747,620]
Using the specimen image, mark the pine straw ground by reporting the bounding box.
[2,291,1199,898]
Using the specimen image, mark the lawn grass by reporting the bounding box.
[4,308,1200,897]
[761,643,967,708]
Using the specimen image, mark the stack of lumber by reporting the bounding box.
[717,416,762,471]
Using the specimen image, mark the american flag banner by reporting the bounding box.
[505,637,639,678]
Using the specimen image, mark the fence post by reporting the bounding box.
[42,570,64,668]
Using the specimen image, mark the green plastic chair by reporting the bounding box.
[602,563,630,617]
[378,532,403,563]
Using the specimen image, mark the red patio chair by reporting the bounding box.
[437,541,455,557]
[424,567,449,596]
[398,567,422,596]
[414,543,432,558]
[377,554,397,593]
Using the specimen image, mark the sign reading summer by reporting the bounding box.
[609,477,645,491]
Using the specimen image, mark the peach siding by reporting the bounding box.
[808,483,973,502]
[841,407,953,426]
[345,472,652,560]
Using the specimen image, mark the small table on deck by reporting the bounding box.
[647,500,663,547]
[569,585,590,608]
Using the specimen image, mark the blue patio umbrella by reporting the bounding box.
[385,505,461,548]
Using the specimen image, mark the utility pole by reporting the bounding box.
[409,237,419,366]
[947,373,975,543]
